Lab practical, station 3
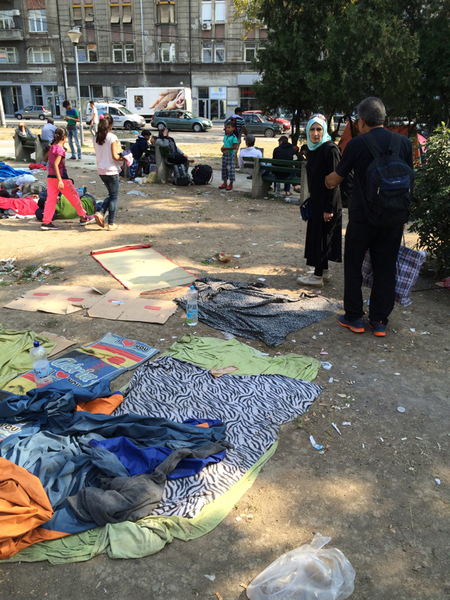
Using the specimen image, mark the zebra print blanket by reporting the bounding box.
[115,355,322,518]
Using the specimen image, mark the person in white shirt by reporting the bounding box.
[238,134,263,177]
[41,118,57,143]
[88,100,99,136]
[92,114,124,231]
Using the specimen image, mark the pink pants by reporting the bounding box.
[43,177,86,225]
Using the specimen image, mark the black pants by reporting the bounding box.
[167,155,188,166]
[344,220,403,324]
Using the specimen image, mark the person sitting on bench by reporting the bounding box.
[15,121,36,139]
[156,126,194,166]
[128,129,152,180]
[238,134,262,178]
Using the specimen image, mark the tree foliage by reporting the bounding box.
[410,124,450,271]
[232,0,450,137]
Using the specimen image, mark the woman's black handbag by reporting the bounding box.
[300,198,313,221]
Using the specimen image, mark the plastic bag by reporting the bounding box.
[147,171,158,184]
[246,534,355,600]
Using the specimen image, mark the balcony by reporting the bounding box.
[0,28,24,40]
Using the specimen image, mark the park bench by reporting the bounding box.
[120,142,173,181]
[14,133,36,162]
[242,156,308,201]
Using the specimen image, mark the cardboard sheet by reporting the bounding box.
[4,286,103,315]
[40,332,76,357]
[90,244,195,292]
[87,289,177,324]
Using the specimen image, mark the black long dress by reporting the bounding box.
[304,141,342,268]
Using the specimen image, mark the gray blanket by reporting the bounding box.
[175,277,342,346]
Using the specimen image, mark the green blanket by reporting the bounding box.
[0,325,55,390]
[164,334,320,381]
[55,196,95,220]
[4,442,277,563]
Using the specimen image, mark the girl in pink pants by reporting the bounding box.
[42,127,93,230]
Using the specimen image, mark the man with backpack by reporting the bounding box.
[325,97,414,337]
[224,107,247,167]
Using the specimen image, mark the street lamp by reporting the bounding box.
[67,26,84,146]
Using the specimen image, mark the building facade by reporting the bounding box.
[0,0,265,119]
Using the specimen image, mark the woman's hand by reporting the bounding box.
[323,212,333,222]
[57,180,64,191]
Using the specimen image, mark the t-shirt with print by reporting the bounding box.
[47,144,67,178]
[66,108,79,130]
[93,132,121,176]
[223,133,238,155]
[335,128,413,223]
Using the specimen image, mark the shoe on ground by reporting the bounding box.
[338,315,365,333]
[369,320,387,336]
[41,222,58,230]
[322,269,332,281]
[226,184,233,191]
[79,215,95,225]
[219,183,227,189]
[297,274,324,287]
[69,156,76,160]
[94,211,105,228]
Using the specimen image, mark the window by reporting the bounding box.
[0,47,18,63]
[27,47,54,64]
[202,1,212,22]
[113,44,123,62]
[157,2,175,23]
[0,11,15,29]
[84,4,94,22]
[202,43,212,63]
[215,1,226,22]
[77,44,98,63]
[215,42,225,62]
[123,3,132,23]
[73,5,82,21]
[125,43,135,62]
[110,4,120,23]
[159,42,175,62]
[29,10,47,33]
[245,44,256,62]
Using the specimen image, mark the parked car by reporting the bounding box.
[151,110,213,132]
[14,105,52,120]
[85,102,145,130]
[243,113,282,137]
[244,110,290,132]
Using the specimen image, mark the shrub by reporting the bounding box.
[410,124,450,272]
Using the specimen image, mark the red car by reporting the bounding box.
[243,110,291,132]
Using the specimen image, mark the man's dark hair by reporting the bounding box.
[62,100,71,109]
[357,97,386,127]
[235,107,243,114]
[279,135,288,144]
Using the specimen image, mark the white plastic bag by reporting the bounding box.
[246,533,355,600]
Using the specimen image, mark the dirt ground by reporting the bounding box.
[0,146,449,600]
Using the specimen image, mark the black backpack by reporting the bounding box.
[224,116,241,137]
[173,163,190,186]
[191,164,213,185]
[363,132,415,226]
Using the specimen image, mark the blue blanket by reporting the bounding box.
[0,161,31,182]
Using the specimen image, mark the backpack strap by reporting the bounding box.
[388,132,402,156]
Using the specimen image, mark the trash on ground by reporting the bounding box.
[397,406,406,413]
[435,478,441,485]
[342,422,351,426]
[309,435,323,451]
[321,362,332,370]
[319,350,328,355]
[246,533,355,600]
[332,423,341,435]
[204,574,216,581]
[127,190,148,197]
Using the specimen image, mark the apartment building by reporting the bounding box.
[0,0,266,119]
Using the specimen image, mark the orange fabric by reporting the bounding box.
[76,392,124,415]
[195,422,210,428]
[0,457,68,559]
[338,121,413,152]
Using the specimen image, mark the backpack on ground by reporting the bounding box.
[363,132,415,226]
[191,164,213,185]
[173,163,190,186]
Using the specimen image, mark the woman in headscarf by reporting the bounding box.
[297,114,342,287]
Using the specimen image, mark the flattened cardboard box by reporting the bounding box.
[88,289,177,324]
[4,285,103,315]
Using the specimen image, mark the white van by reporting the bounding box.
[85,102,145,130]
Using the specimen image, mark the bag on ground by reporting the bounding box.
[191,164,213,185]
[173,163,190,186]
[362,132,415,226]
[362,243,427,307]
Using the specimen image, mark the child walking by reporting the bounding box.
[93,114,124,231]
[219,122,238,191]
[42,127,93,230]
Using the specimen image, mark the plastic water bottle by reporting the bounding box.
[186,285,198,326]
[29,341,53,388]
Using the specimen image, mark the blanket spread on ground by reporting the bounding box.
[115,355,322,518]
[175,277,342,346]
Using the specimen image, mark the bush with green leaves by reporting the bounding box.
[410,124,450,272]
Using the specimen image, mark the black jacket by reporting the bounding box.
[273,141,295,162]
[130,136,150,160]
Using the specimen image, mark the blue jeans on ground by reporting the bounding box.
[99,174,119,225]
[68,128,81,159]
